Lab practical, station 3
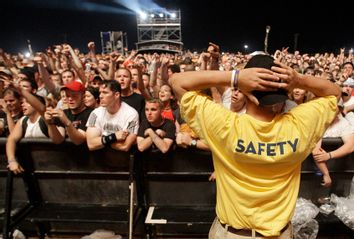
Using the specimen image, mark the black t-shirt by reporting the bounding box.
[122,93,146,121]
[61,107,93,131]
[138,119,176,153]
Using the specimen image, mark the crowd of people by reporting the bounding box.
[0,41,353,238]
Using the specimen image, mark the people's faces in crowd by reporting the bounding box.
[17,73,28,82]
[145,101,163,123]
[51,74,62,86]
[19,80,34,93]
[61,70,74,85]
[3,91,21,113]
[304,68,315,76]
[84,90,97,108]
[223,62,232,71]
[60,89,68,107]
[292,88,307,104]
[90,79,102,89]
[142,73,150,89]
[158,85,173,103]
[230,89,246,111]
[342,84,353,96]
[342,63,353,77]
[115,69,131,91]
[98,60,109,71]
[99,84,119,108]
[130,68,139,86]
[65,90,84,110]
[21,99,35,116]
[180,64,186,72]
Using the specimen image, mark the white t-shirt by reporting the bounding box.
[86,102,139,136]
[222,87,232,109]
[343,96,354,107]
[21,116,47,138]
[323,114,354,138]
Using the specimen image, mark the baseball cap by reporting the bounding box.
[343,78,354,87]
[244,54,288,106]
[62,80,85,92]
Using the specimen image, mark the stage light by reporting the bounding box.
[150,13,155,18]
[244,44,249,49]
[170,12,176,19]
[139,11,147,20]
[24,52,31,58]
[159,13,164,18]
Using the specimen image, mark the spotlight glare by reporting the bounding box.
[139,12,147,20]
[150,13,155,18]
[244,44,249,49]
[170,12,176,19]
[24,52,31,58]
[159,13,164,18]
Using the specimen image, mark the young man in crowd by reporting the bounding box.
[115,68,145,121]
[137,99,175,154]
[86,80,139,152]
[45,80,93,145]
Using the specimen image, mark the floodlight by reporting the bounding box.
[139,12,147,20]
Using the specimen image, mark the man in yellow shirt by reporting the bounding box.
[169,55,340,239]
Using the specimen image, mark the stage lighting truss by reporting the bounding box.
[136,9,183,53]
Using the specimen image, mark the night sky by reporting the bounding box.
[1,0,353,55]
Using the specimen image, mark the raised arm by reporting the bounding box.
[272,61,341,100]
[63,44,87,84]
[34,56,57,95]
[169,68,281,102]
[87,42,98,64]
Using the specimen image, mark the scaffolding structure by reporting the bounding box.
[136,10,183,53]
[100,31,126,54]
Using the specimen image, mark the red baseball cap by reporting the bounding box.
[62,80,85,92]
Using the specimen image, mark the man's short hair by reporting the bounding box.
[101,80,121,93]
[146,98,163,109]
[116,68,132,78]
[168,64,181,73]
[3,87,21,99]
[342,62,354,70]
[20,76,38,90]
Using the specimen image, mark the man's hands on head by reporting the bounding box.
[271,61,301,91]
[238,67,283,105]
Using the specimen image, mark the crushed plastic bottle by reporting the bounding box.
[13,229,26,239]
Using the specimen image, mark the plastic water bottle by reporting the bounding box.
[350,176,354,198]
[13,229,26,239]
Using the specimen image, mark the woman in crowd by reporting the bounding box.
[0,87,23,136]
[84,86,100,108]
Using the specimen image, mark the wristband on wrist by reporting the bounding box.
[65,121,72,127]
[328,152,332,160]
[7,158,17,164]
[101,133,118,146]
[230,69,239,90]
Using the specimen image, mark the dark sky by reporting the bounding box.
[1,0,353,54]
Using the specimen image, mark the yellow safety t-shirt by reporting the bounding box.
[180,91,337,237]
